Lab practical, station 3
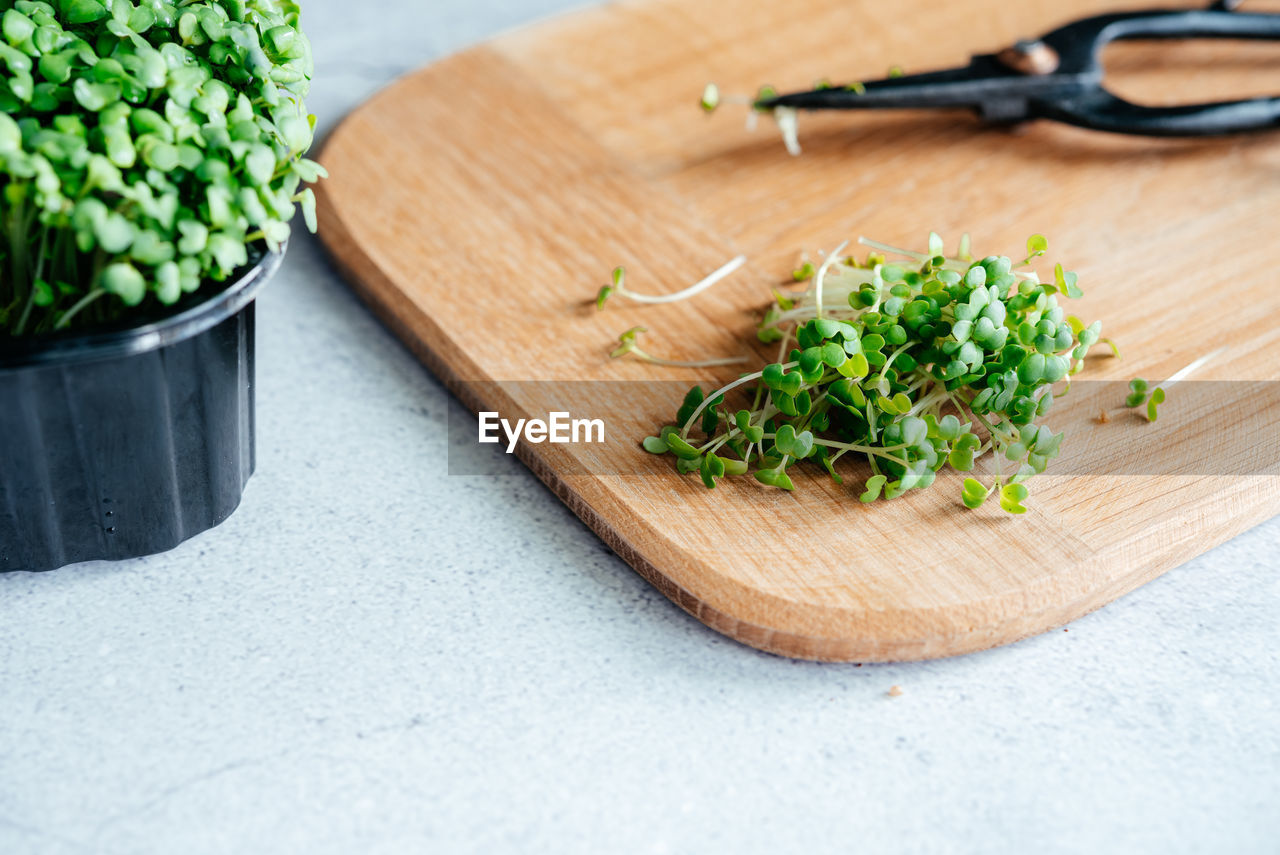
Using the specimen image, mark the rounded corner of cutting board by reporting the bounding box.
[617,552,1076,663]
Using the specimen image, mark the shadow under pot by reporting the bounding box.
[0,248,283,573]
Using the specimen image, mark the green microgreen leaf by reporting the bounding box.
[1024,234,1047,262]
[999,483,1030,514]
[838,351,869,379]
[700,82,720,113]
[948,433,981,471]
[610,326,646,358]
[961,477,989,509]
[699,452,726,488]
[1125,377,1149,408]
[1054,263,1084,299]
[663,432,702,461]
[642,435,669,454]
[1147,387,1164,422]
[859,474,887,503]
[31,279,55,307]
[755,467,794,491]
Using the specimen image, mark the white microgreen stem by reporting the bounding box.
[628,349,749,369]
[762,264,882,328]
[906,384,949,418]
[1161,346,1226,388]
[772,107,801,156]
[12,225,51,336]
[700,434,734,455]
[53,288,106,331]
[803,438,910,469]
[705,91,755,108]
[613,255,747,304]
[774,326,792,365]
[857,236,1039,282]
[806,436,910,456]
[812,240,849,319]
[612,326,747,369]
[680,361,799,438]
[857,236,931,262]
[877,341,915,392]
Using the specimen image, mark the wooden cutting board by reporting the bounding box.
[315,0,1280,661]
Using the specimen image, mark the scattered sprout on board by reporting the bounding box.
[698,76,909,155]
[1122,347,1225,423]
[633,233,1111,514]
[700,82,802,155]
[610,325,748,369]
[1126,378,1162,421]
[597,256,745,309]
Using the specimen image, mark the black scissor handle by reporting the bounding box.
[1036,91,1280,136]
[1033,9,1280,136]
[1042,10,1280,76]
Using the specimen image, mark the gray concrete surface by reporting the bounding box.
[2,2,1277,853]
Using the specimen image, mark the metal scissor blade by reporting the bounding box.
[759,55,1086,121]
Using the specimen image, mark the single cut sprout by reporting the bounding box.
[597,256,746,309]
[700,82,805,156]
[1124,347,1225,422]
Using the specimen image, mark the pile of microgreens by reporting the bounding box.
[0,0,323,336]
[603,233,1115,513]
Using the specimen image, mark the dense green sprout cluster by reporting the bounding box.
[0,0,324,335]
[640,235,1107,513]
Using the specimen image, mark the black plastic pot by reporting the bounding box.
[0,249,283,573]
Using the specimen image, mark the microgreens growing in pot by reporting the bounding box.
[614,233,1118,514]
[0,0,325,336]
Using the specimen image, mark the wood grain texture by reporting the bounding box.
[315,0,1280,661]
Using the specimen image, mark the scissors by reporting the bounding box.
[755,1,1280,137]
